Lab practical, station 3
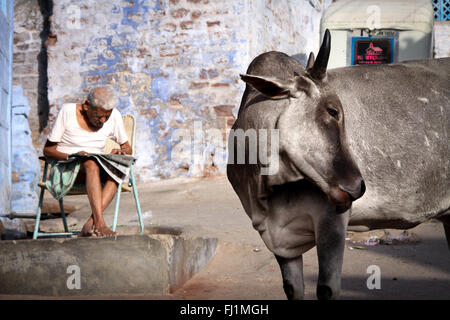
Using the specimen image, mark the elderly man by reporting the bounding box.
[43,86,132,237]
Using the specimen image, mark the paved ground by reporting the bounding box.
[5,176,450,300]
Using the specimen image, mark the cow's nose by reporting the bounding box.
[339,180,365,201]
[359,180,366,198]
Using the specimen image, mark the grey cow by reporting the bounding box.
[227,30,450,300]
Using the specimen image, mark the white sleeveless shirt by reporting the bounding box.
[48,103,128,155]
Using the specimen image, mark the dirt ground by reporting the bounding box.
[6,175,450,300]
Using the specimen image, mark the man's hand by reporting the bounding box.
[110,149,125,155]
[110,141,132,155]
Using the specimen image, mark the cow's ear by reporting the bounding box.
[240,74,303,99]
[240,74,316,99]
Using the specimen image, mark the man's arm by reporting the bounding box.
[43,140,89,160]
[110,141,132,155]
[43,140,71,161]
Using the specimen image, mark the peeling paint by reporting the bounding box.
[45,0,326,181]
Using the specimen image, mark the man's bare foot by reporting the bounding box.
[94,225,118,237]
[80,217,95,237]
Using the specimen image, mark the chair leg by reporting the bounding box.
[130,166,144,235]
[59,199,69,233]
[34,161,49,240]
[33,187,45,239]
[112,183,122,232]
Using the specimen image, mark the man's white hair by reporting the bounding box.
[87,86,117,110]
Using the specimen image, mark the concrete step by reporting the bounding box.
[0,233,217,296]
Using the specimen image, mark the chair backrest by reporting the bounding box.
[104,114,136,156]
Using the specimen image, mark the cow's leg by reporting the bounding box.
[275,254,304,300]
[439,215,450,251]
[314,210,349,300]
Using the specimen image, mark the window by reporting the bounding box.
[433,0,450,21]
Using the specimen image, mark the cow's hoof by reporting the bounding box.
[317,285,333,300]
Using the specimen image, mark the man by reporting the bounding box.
[43,86,132,237]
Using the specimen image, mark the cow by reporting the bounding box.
[226,29,450,300]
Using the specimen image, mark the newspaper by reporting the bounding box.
[65,153,136,185]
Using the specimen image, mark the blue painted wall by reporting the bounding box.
[0,0,13,214]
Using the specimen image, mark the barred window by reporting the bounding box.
[433,0,450,21]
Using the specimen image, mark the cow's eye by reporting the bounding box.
[327,106,339,120]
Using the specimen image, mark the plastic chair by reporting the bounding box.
[33,114,144,239]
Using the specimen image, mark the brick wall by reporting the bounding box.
[15,0,329,182]
[12,0,43,149]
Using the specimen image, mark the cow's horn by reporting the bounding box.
[309,29,331,81]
